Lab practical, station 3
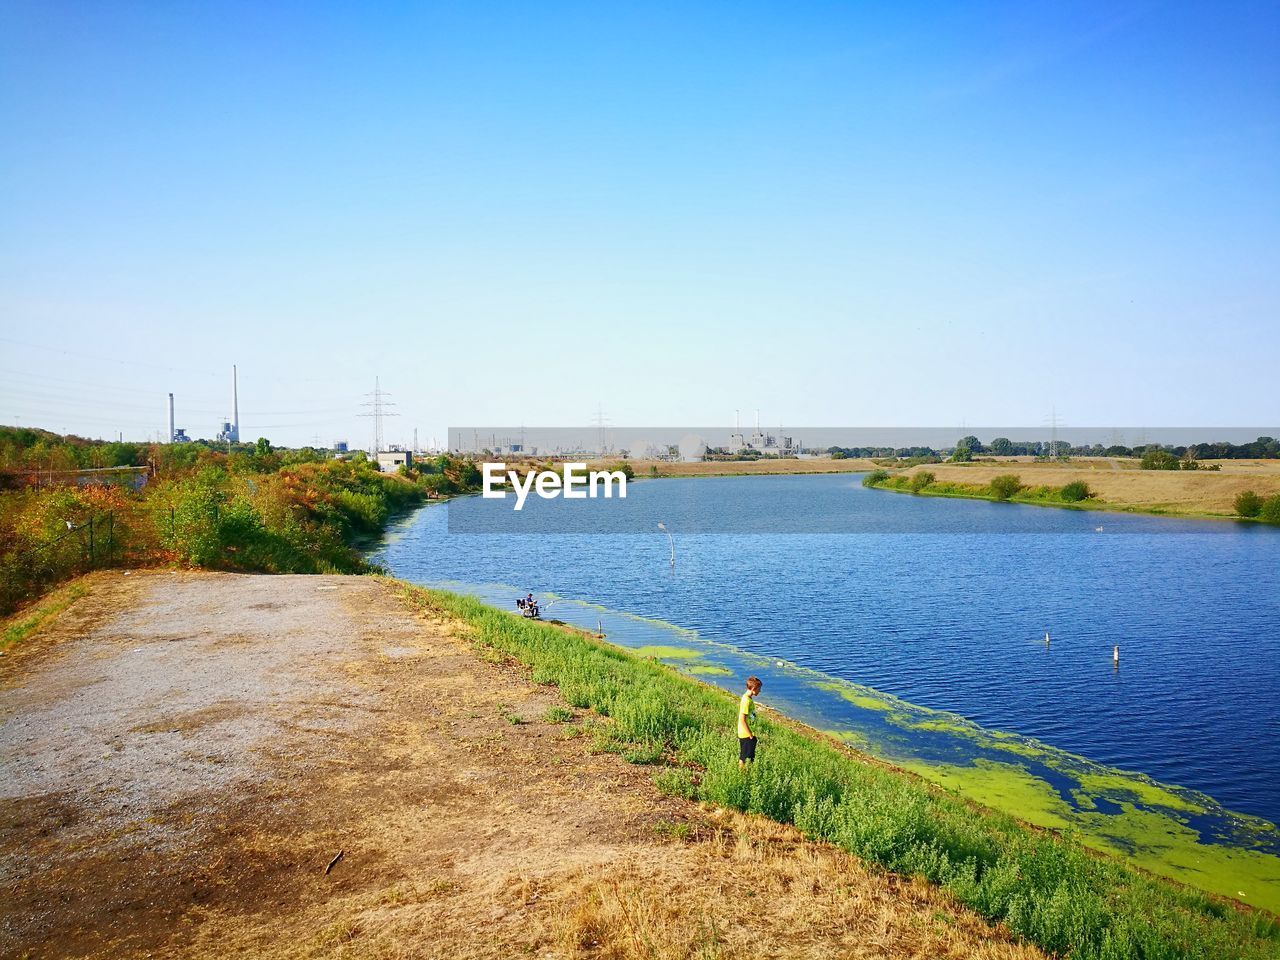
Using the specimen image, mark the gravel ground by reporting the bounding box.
[0,570,1041,960]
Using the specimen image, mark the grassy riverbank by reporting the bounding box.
[863,461,1280,522]
[397,583,1279,960]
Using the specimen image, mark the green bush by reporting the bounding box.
[654,766,698,799]
[989,475,1023,501]
[862,469,890,487]
[1141,448,1179,471]
[1060,481,1092,503]
[1235,491,1264,518]
[1260,494,1280,525]
[909,471,936,494]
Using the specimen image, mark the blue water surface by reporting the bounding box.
[373,473,1280,825]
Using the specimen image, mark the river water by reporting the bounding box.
[371,473,1280,906]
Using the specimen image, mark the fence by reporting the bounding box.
[3,465,152,492]
[0,509,135,616]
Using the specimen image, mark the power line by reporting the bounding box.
[0,335,225,378]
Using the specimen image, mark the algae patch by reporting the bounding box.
[812,680,896,712]
[634,645,705,661]
[902,758,1076,832]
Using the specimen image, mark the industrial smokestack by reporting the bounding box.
[232,365,239,442]
[168,393,175,443]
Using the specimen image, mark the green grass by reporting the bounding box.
[2,581,87,651]
[652,818,693,840]
[397,583,1280,960]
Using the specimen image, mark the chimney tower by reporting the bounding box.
[231,365,240,442]
[168,393,175,443]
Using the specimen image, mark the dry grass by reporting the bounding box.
[0,572,1040,960]
[540,810,1038,960]
[899,459,1280,516]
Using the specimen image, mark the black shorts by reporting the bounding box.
[738,736,756,761]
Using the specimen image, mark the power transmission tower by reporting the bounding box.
[1043,406,1065,458]
[592,402,611,456]
[358,377,398,453]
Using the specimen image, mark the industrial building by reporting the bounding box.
[167,393,191,443]
[376,450,412,472]
[215,365,241,443]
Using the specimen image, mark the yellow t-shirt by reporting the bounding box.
[738,691,757,738]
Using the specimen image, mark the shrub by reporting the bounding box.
[1260,494,1280,525]
[1140,448,1179,470]
[653,766,698,799]
[1060,481,1092,503]
[862,469,890,487]
[909,471,935,494]
[1235,491,1264,518]
[989,475,1023,501]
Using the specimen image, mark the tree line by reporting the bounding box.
[827,435,1279,463]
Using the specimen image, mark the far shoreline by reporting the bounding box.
[602,456,1280,525]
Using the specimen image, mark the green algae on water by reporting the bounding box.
[634,645,705,660]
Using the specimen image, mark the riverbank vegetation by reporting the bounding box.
[399,585,1279,960]
[860,459,1280,521]
[1234,490,1280,523]
[863,470,1098,508]
[0,427,482,615]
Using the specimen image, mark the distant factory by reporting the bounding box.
[726,411,801,457]
[167,365,240,444]
[167,393,191,443]
[215,365,240,443]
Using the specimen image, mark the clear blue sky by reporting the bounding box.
[2,1,1276,447]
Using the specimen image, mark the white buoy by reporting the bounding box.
[1044,631,1051,645]
[1113,645,1120,663]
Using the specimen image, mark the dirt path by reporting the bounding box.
[0,571,1040,960]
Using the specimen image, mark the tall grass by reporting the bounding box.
[400,586,1279,960]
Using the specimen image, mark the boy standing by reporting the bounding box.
[738,676,762,767]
